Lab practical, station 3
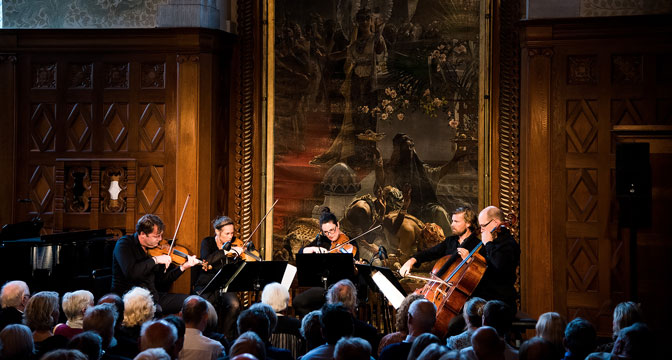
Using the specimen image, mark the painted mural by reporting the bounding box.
[272,0,482,270]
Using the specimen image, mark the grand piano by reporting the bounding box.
[0,221,116,298]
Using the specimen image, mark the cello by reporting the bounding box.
[410,214,515,338]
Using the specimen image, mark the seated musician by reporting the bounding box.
[293,207,359,316]
[399,206,480,277]
[472,206,520,310]
[111,214,200,316]
[193,215,241,337]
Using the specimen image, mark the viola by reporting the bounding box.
[146,239,212,270]
[226,237,262,262]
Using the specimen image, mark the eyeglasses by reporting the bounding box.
[479,219,494,228]
[323,228,338,236]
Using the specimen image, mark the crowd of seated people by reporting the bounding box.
[0,279,659,360]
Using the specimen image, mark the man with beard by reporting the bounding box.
[398,206,479,277]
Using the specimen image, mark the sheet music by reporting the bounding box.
[372,271,405,309]
[281,264,297,290]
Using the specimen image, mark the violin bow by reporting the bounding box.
[165,194,190,272]
[239,199,279,253]
[327,224,382,253]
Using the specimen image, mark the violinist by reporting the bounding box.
[472,206,520,309]
[111,214,200,315]
[399,206,480,277]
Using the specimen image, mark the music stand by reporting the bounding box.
[356,264,407,296]
[206,261,288,293]
[296,253,354,289]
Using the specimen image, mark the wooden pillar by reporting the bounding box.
[0,53,17,224]
[520,26,555,318]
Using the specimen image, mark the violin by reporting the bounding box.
[226,237,262,262]
[147,239,212,270]
[328,233,358,257]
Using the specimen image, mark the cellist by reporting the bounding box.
[399,206,480,277]
[472,206,520,310]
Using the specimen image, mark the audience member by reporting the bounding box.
[261,282,301,357]
[0,323,34,359]
[55,290,94,339]
[416,343,451,360]
[300,310,323,353]
[83,302,133,360]
[457,300,518,359]
[377,293,423,356]
[597,301,643,353]
[67,330,104,360]
[118,287,156,356]
[326,279,379,354]
[241,303,293,360]
[519,337,556,360]
[98,293,125,333]
[202,300,229,353]
[24,290,69,357]
[610,322,653,360]
[178,295,224,360]
[161,315,186,356]
[534,312,565,358]
[447,297,486,351]
[333,336,371,360]
[139,320,179,359]
[41,348,89,360]
[407,333,441,360]
[0,280,30,331]
[379,298,437,360]
[562,317,596,360]
[230,331,266,360]
[461,326,507,360]
[301,303,354,360]
[134,347,172,360]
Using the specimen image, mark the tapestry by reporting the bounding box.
[272,0,482,269]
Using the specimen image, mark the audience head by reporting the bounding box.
[237,306,271,342]
[407,332,441,360]
[62,290,94,323]
[204,300,218,333]
[612,301,643,339]
[416,343,450,360]
[249,302,278,333]
[320,303,354,345]
[482,300,513,337]
[181,295,208,330]
[139,319,178,359]
[230,331,266,360]
[67,331,103,360]
[463,296,486,328]
[300,310,323,351]
[395,294,424,334]
[0,323,34,359]
[471,326,505,360]
[161,315,185,355]
[326,279,358,314]
[122,287,156,327]
[407,299,437,335]
[24,290,59,332]
[41,349,88,360]
[334,336,371,360]
[0,280,30,311]
[134,347,171,360]
[611,322,653,360]
[519,337,556,360]
[83,303,117,349]
[261,282,290,313]
[563,317,596,359]
[97,293,124,326]
[535,312,565,352]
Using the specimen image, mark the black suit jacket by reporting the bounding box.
[378,341,412,360]
[0,306,23,331]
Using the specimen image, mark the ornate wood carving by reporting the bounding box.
[104,63,129,88]
[612,55,643,84]
[566,100,598,153]
[103,103,129,152]
[30,103,56,152]
[0,54,17,63]
[567,56,598,85]
[29,165,54,215]
[101,167,128,213]
[141,63,165,88]
[139,103,166,152]
[64,166,92,213]
[68,63,93,88]
[66,103,93,152]
[137,165,164,215]
[32,63,57,88]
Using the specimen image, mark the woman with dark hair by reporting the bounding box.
[299,207,359,259]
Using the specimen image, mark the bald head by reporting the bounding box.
[181,295,208,330]
[407,299,437,335]
[520,337,555,360]
[140,320,178,359]
[1,280,30,311]
[472,326,505,360]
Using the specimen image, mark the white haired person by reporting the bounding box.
[261,282,301,357]
[116,287,156,358]
[54,290,94,339]
[0,280,30,331]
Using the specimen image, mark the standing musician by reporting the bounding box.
[399,206,480,277]
[111,214,200,315]
[472,206,520,309]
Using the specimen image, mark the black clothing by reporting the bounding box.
[275,315,301,337]
[35,335,69,359]
[298,234,360,260]
[472,227,520,308]
[378,341,412,360]
[267,344,294,360]
[194,236,232,294]
[354,318,380,356]
[412,232,481,268]
[111,233,187,314]
[0,306,23,331]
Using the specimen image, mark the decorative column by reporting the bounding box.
[0,54,17,224]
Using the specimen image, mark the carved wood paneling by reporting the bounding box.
[137,165,164,215]
[104,63,129,88]
[141,63,165,88]
[612,55,643,84]
[139,103,166,152]
[32,63,57,89]
[103,103,129,152]
[30,103,56,152]
[101,167,128,213]
[66,103,93,152]
[64,166,92,213]
[567,56,598,85]
[68,63,93,88]
[566,100,598,153]
[29,165,54,216]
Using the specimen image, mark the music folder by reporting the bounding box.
[295,253,354,288]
